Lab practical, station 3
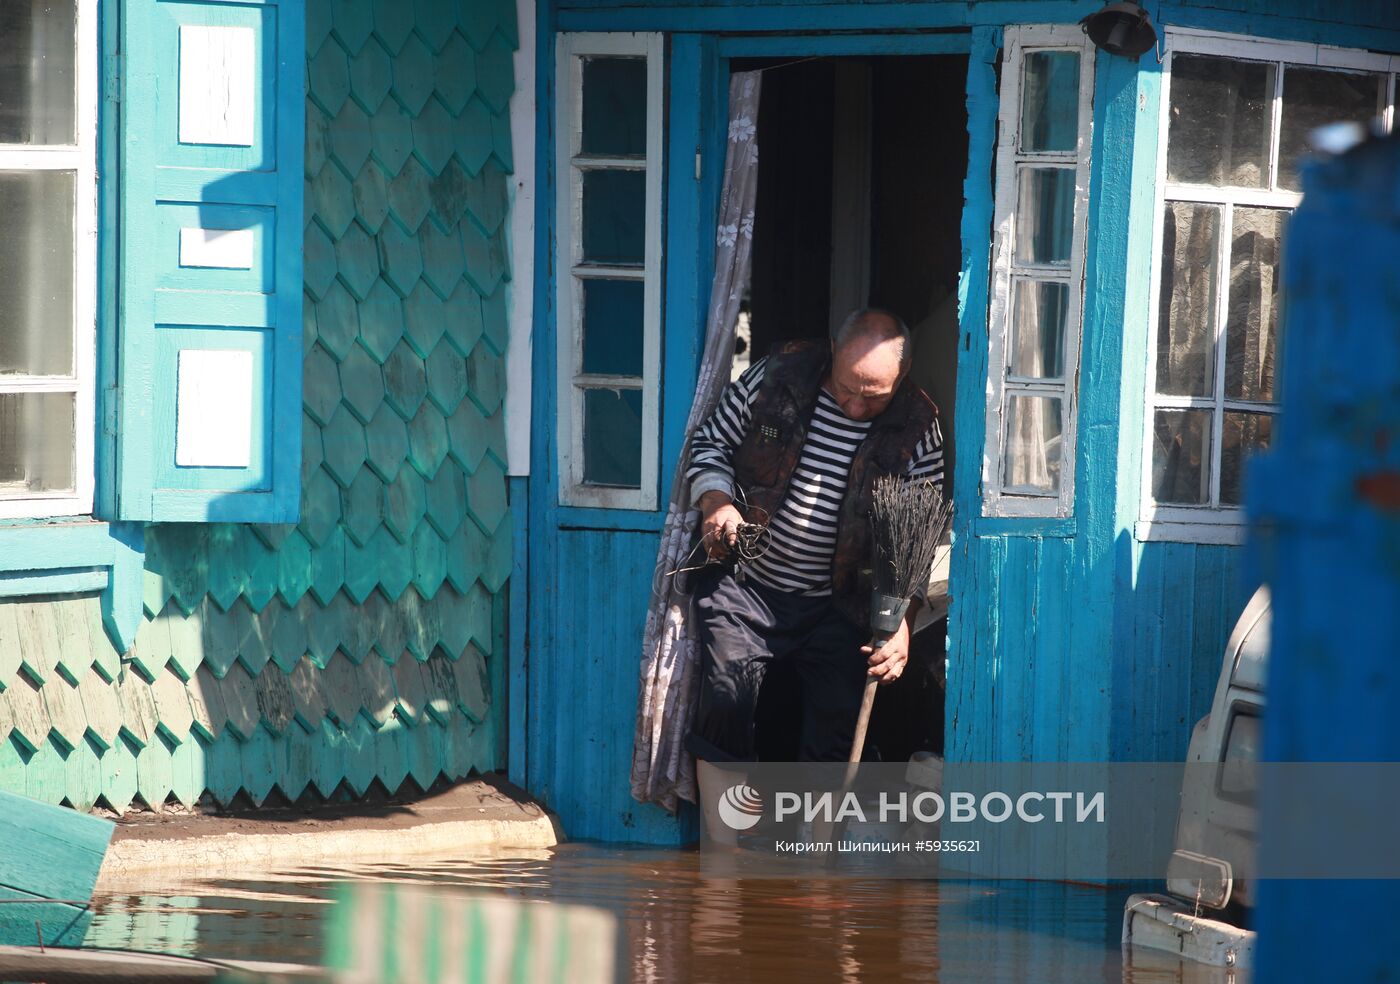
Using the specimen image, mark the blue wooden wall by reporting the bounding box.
[945,29,1255,779]
[515,23,720,843]
[521,0,1400,844]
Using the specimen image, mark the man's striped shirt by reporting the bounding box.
[687,358,945,595]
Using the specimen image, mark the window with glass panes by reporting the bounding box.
[983,26,1095,519]
[554,33,664,511]
[0,1,96,519]
[1143,35,1396,533]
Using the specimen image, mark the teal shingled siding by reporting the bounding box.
[0,0,517,812]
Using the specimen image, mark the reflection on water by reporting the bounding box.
[88,844,1246,984]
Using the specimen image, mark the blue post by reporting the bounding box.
[1249,135,1400,979]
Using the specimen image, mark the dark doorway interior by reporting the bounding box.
[732,54,968,765]
[739,53,967,476]
[743,58,836,353]
[742,58,967,338]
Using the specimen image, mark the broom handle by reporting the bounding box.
[842,674,880,788]
[821,623,899,843]
[842,618,898,786]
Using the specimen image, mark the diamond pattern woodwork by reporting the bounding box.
[0,0,515,813]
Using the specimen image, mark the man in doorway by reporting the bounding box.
[685,308,946,765]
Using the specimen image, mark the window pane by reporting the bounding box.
[1152,408,1212,505]
[1220,712,1260,800]
[0,1,77,145]
[1220,410,1272,506]
[1002,394,1062,495]
[1167,55,1272,189]
[1226,207,1285,403]
[0,170,76,376]
[582,169,645,266]
[581,279,644,377]
[1020,51,1080,153]
[1014,167,1075,266]
[1278,67,1381,192]
[1009,280,1067,379]
[1157,201,1220,398]
[0,391,75,495]
[581,57,647,158]
[583,387,642,487]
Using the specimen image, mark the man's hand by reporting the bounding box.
[698,490,744,560]
[861,617,910,686]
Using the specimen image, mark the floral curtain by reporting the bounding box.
[630,72,761,813]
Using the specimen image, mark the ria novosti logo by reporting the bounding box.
[716,783,764,830]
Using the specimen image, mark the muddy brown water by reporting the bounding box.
[88,843,1246,983]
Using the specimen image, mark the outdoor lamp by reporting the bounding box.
[1080,2,1159,59]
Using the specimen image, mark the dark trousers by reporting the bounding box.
[689,569,869,762]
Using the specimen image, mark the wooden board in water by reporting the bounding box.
[0,790,114,947]
[0,943,322,983]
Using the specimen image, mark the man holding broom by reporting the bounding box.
[685,308,945,767]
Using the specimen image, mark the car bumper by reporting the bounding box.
[1122,893,1254,970]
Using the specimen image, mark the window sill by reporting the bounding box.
[973,516,1077,538]
[0,519,117,597]
[0,494,94,520]
[0,519,145,651]
[0,567,109,597]
[0,517,114,567]
[1134,520,1246,545]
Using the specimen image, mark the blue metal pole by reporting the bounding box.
[1249,134,1400,980]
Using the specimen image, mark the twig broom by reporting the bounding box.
[844,477,953,785]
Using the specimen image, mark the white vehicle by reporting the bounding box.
[1123,586,1269,972]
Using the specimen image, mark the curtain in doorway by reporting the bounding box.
[631,72,761,812]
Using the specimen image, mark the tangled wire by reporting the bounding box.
[666,486,773,578]
[666,521,771,578]
[726,521,772,562]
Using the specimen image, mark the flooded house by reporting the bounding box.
[507,0,1400,845]
[0,0,1396,873]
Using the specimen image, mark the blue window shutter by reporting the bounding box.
[115,0,304,523]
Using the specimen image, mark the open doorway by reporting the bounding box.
[733,54,969,764]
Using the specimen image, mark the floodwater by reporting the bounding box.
[87,844,1247,983]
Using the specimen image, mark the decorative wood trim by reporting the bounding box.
[0,519,144,649]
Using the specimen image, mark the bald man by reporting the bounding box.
[685,309,946,764]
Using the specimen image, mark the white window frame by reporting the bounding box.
[983,24,1095,520]
[1137,29,1398,544]
[554,31,664,511]
[0,0,98,520]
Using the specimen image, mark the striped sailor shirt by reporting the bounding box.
[687,357,945,596]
